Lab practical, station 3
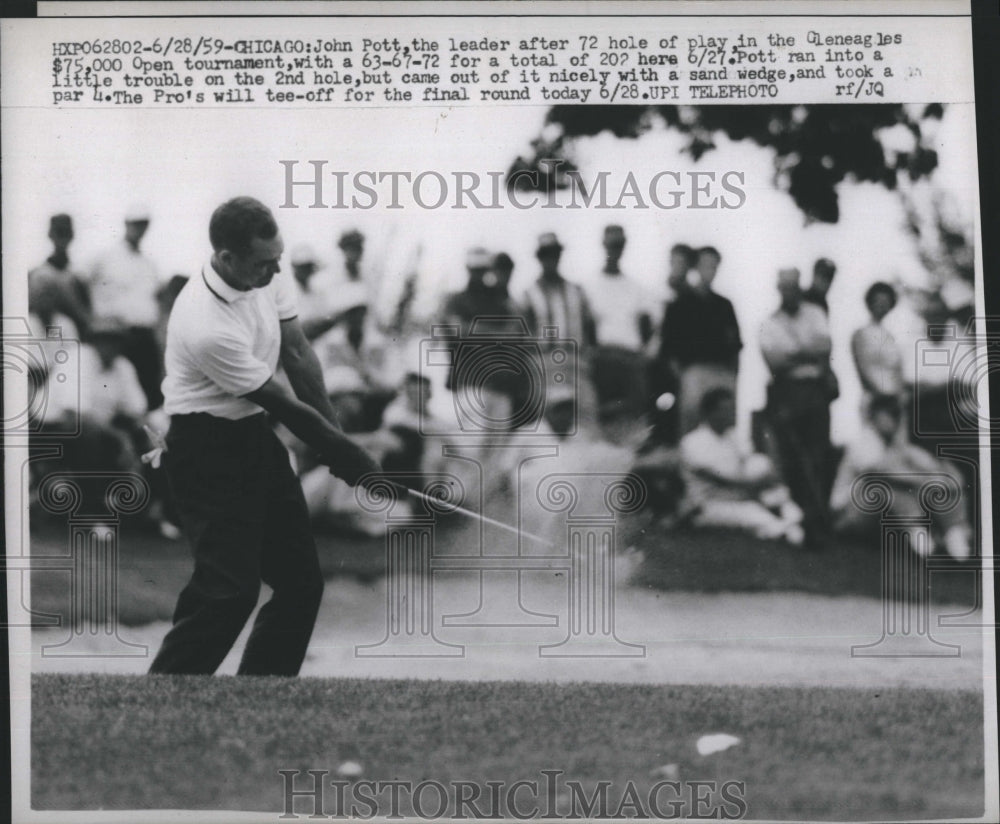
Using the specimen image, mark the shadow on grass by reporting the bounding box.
[631,525,982,607]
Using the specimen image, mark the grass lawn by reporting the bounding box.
[632,525,981,606]
[27,514,387,626]
[27,510,981,629]
[32,673,983,819]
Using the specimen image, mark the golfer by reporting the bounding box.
[149,197,380,676]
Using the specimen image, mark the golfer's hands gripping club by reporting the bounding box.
[327,438,383,488]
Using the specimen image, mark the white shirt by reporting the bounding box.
[587,271,652,350]
[293,276,341,327]
[313,260,373,317]
[87,241,161,327]
[851,321,904,397]
[680,424,750,504]
[161,262,298,419]
[79,346,147,425]
[830,424,942,514]
[759,302,832,379]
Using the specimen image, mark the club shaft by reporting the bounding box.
[401,486,554,548]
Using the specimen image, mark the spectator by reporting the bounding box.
[666,242,696,299]
[322,228,373,323]
[803,257,836,314]
[80,322,148,431]
[645,243,698,448]
[831,394,971,559]
[910,295,973,450]
[438,247,530,430]
[35,322,146,478]
[587,225,655,423]
[658,246,742,435]
[315,297,396,432]
[154,275,189,352]
[28,213,92,336]
[521,232,599,426]
[679,388,804,545]
[759,267,835,540]
[288,243,348,342]
[851,281,905,418]
[86,205,164,409]
[381,371,447,481]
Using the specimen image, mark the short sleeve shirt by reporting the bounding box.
[587,271,653,350]
[161,261,298,419]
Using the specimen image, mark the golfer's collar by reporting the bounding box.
[202,261,251,304]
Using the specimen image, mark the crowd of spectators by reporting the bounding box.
[27,210,978,558]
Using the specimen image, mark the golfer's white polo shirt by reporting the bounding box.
[162,262,298,419]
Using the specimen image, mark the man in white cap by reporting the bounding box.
[86,205,164,409]
[759,266,835,543]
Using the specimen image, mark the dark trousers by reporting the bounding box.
[590,345,648,422]
[767,377,832,535]
[122,325,164,410]
[149,413,323,676]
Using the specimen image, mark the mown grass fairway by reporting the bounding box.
[33,673,983,820]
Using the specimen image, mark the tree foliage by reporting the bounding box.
[508,104,944,224]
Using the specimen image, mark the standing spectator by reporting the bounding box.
[666,242,696,299]
[521,232,598,427]
[587,225,655,423]
[287,243,353,343]
[803,257,837,314]
[322,228,373,324]
[645,243,698,448]
[28,213,92,336]
[86,206,164,409]
[439,247,528,430]
[851,281,905,417]
[658,246,742,435]
[759,267,834,540]
[679,388,805,545]
[154,275,190,352]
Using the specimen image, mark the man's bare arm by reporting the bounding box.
[300,309,347,342]
[279,317,340,428]
[243,378,379,485]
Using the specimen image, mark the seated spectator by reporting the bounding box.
[831,394,971,559]
[679,388,805,545]
[81,322,148,434]
[315,300,397,432]
[380,371,448,481]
